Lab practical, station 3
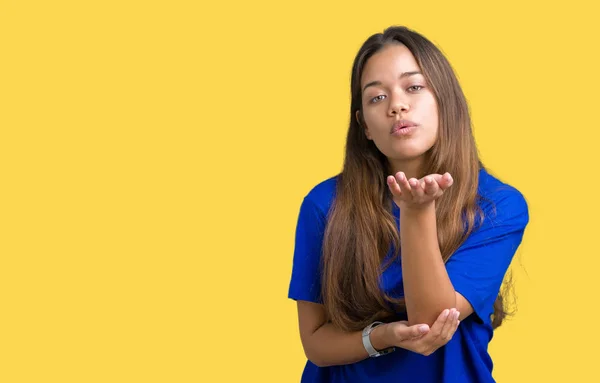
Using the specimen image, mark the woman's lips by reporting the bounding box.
[391,125,418,136]
[391,120,418,136]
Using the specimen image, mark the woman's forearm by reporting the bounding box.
[304,322,393,367]
[400,203,456,326]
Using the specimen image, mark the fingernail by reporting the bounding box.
[418,325,429,333]
[443,309,449,318]
[455,311,460,320]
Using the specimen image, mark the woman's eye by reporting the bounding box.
[408,85,424,92]
[370,95,386,103]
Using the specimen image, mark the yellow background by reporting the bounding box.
[1,0,598,382]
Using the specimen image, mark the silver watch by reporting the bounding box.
[362,321,396,357]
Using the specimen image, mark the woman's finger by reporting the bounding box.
[395,172,412,196]
[387,175,402,197]
[423,176,439,196]
[450,312,460,338]
[440,309,459,342]
[438,172,454,190]
[389,321,429,345]
[395,323,430,341]
[409,178,424,199]
[426,173,444,184]
[426,309,451,342]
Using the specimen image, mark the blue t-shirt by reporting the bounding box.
[288,168,529,382]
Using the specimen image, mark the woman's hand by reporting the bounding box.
[384,308,460,356]
[386,172,453,210]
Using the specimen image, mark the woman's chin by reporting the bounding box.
[388,147,430,162]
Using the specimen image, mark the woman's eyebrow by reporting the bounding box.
[362,71,423,93]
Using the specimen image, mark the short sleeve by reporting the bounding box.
[288,196,328,304]
[446,188,529,324]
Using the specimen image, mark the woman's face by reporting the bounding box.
[359,43,439,164]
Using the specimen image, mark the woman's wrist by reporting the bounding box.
[399,199,436,215]
[369,323,394,351]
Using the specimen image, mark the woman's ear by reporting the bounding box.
[356,110,372,140]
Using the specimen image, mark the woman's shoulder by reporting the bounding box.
[477,167,529,226]
[301,174,339,216]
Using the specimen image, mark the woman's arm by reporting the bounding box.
[400,203,457,326]
[296,301,459,367]
[390,173,473,326]
[297,301,391,367]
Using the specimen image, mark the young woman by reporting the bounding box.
[288,26,529,382]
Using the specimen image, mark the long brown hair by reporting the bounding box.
[321,26,509,332]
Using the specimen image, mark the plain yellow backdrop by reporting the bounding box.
[1,0,599,382]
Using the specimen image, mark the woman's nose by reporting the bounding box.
[388,93,410,116]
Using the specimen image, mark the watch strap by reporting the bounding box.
[362,321,396,357]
